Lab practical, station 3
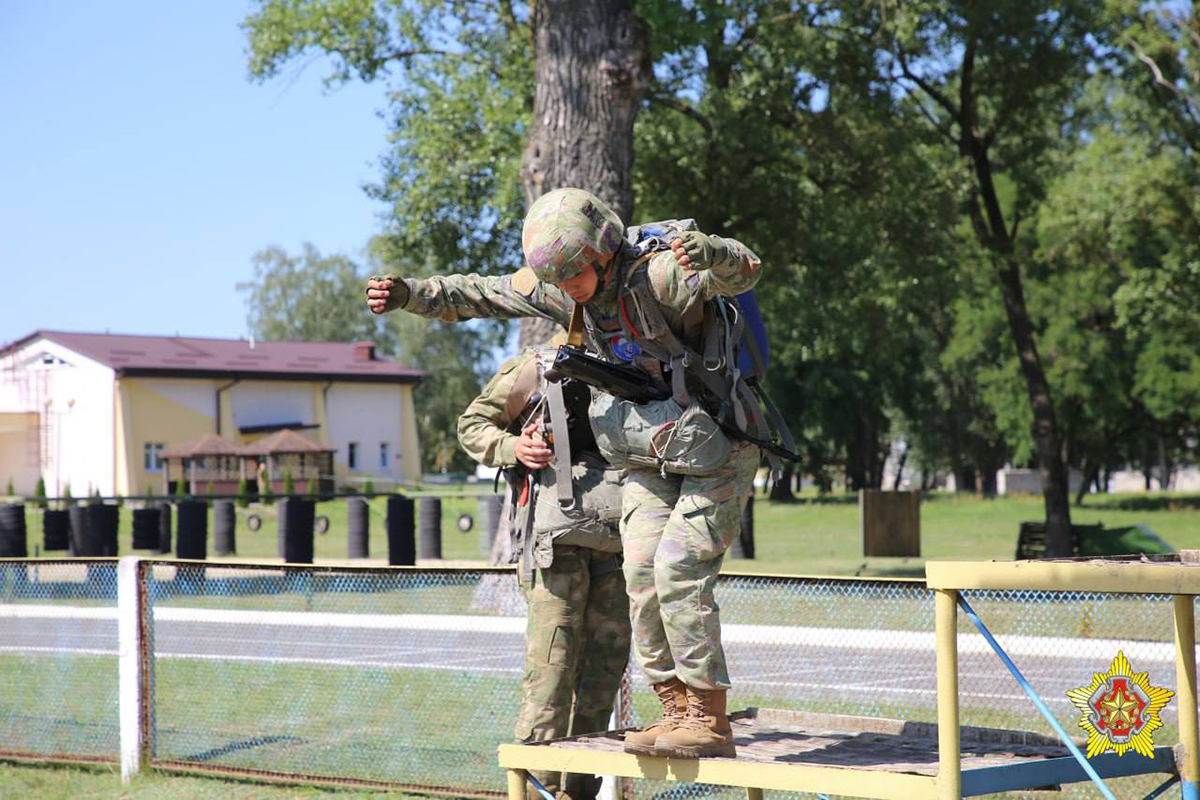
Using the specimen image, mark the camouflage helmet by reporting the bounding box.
[522,188,625,283]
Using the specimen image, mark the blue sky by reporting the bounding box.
[1,1,392,347]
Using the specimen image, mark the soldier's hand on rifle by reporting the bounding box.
[366,275,409,314]
[670,231,729,271]
[515,423,553,470]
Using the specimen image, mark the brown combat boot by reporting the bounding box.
[622,677,688,755]
[652,686,736,758]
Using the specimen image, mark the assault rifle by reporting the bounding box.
[542,346,670,404]
[546,346,803,463]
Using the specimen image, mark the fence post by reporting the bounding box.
[118,556,151,783]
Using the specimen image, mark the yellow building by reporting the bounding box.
[0,331,423,496]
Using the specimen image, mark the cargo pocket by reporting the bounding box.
[545,624,576,667]
[677,492,741,563]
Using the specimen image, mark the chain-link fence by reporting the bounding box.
[0,560,120,762]
[0,559,1191,798]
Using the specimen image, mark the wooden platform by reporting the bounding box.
[498,709,1178,799]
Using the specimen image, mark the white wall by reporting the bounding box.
[0,417,38,494]
[325,384,403,481]
[138,378,218,421]
[0,338,116,496]
[230,382,316,430]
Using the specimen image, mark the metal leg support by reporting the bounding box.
[508,769,528,800]
[745,787,764,800]
[1174,595,1199,800]
[936,589,961,800]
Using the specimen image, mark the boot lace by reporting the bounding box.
[678,699,715,731]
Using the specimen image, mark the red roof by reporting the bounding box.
[4,330,423,384]
[242,429,335,455]
[161,433,244,459]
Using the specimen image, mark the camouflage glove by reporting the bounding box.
[672,231,730,271]
[366,274,410,313]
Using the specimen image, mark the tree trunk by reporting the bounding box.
[892,443,909,491]
[1075,457,1100,507]
[953,465,977,495]
[517,0,651,349]
[1157,434,1171,490]
[769,463,794,501]
[980,466,998,498]
[993,253,1074,555]
[946,34,1074,556]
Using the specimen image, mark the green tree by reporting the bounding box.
[244,0,650,350]
[34,477,47,509]
[4,477,12,497]
[633,0,974,492]
[282,468,296,497]
[238,243,398,351]
[819,0,1121,553]
[237,478,251,508]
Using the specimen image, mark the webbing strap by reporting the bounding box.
[544,380,576,511]
[717,300,747,431]
[519,479,539,583]
[566,303,584,348]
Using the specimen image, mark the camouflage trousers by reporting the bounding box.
[621,443,760,690]
[517,544,631,799]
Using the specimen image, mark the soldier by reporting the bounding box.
[458,343,629,799]
[368,188,766,759]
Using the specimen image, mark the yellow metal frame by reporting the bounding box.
[498,743,940,799]
[929,559,1200,797]
[498,559,1197,800]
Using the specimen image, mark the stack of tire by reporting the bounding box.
[43,509,69,551]
[132,507,161,550]
[0,504,27,558]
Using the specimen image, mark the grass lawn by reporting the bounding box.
[732,490,1200,577]
[0,760,426,799]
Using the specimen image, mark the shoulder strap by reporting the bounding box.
[566,303,584,348]
[544,379,575,511]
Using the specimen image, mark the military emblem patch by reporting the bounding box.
[608,334,641,362]
[1066,650,1174,758]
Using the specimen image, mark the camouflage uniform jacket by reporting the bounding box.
[403,231,761,397]
[457,349,622,573]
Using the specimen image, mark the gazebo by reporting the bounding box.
[242,429,336,496]
[160,433,245,496]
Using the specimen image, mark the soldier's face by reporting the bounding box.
[559,263,600,303]
[558,253,613,303]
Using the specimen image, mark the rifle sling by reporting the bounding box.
[544,379,576,511]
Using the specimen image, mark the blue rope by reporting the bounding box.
[524,771,556,800]
[956,594,1116,800]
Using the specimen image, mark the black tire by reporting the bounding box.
[246,513,262,532]
[315,515,330,535]
[457,513,474,533]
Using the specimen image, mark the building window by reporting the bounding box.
[144,443,165,472]
[380,442,389,469]
[348,442,358,470]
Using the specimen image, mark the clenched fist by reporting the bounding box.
[365,275,409,314]
[670,231,729,271]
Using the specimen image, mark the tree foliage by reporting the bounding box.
[241,0,1200,505]
[237,243,397,351]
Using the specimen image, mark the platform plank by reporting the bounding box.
[543,709,1071,776]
